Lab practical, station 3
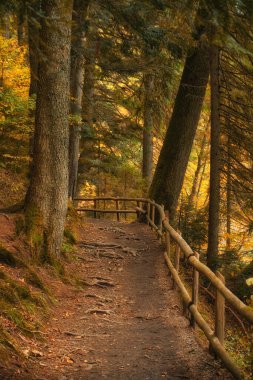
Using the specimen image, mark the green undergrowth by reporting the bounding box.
[0,204,82,365]
[0,245,48,292]
[0,325,17,365]
[0,269,48,332]
[0,245,51,361]
[24,270,47,292]
[0,210,81,360]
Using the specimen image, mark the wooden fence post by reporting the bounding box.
[159,204,164,243]
[115,198,120,222]
[124,199,127,220]
[209,271,225,356]
[173,243,181,289]
[147,201,151,226]
[151,202,155,230]
[98,199,101,219]
[136,200,140,220]
[94,199,97,219]
[190,252,199,328]
[165,210,170,258]
[175,244,180,272]
[215,271,225,345]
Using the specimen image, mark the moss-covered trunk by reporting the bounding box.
[25,0,73,261]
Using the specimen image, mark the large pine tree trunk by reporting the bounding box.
[207,44,220,270]
[27,1,40,162]
[82,57,95,125]
[77,26,96,193]
[142,72,154,192]
[68,0,90,199]
[149,41,209,222]
[25,0,73,262]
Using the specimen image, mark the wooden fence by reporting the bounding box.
[75,197,253,380]
[75,197,146,221]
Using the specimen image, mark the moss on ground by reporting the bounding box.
[0,269,48,336]
[0,208,80,361]
[64,228,76,245]
[0,325,16,351]
[24,269,47,292]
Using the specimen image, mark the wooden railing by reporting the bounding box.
[74,197,146,221]
[75,197,253,380]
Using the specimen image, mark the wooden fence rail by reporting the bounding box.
[75,197,147,221]
[75,197,253,380]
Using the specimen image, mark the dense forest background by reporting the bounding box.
[0,0,252,377]
[0,0,252,299]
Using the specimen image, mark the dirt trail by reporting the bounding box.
[1,218,232,380]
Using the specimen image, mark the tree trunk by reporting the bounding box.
[142,72,154,193]
[77,25,96,193]
[196,155,208,208]
[207,44,221,270]
[188,125,208,207]
[25,0,73,262]
[17,1,26,46]
[4,14,11,39]
[68,0,90,199]
[82,45,95,125]
[149,41,209,222]
[27,1,40,162]
[226,132,232,251]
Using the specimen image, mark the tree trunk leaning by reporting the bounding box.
[149,40,209,223]
[207,43,221,270]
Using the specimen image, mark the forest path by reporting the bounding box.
[4,218,232,380]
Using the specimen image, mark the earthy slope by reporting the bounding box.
[0,218,232,380]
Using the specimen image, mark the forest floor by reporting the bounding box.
[0,217,233,380]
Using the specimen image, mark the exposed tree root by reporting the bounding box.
[0,202,24,214]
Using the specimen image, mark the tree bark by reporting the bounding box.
[196,155,208,208]
[226,132,232,251]
[82,41,96,125]
[25,0,73,262]
[142,72,154,193]
[27,1,40,161]
[17,1,26,46]
[207,44,221,270]
[188,125,208,207]
[77,24,96,192]
[149,41,209,222]
[68,0,90,199]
